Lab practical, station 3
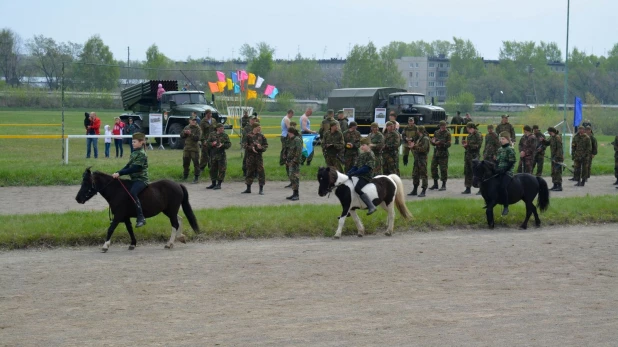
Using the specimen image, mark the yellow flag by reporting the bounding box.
[247,90,257,100]
[248,73,256,85]
[217,81,226,92]
[226,78,233,90]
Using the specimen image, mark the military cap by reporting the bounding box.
[499,131,510,139]
[215,123,224,129]
[547,127,557,133]
[132,132,146,140]
[416,125,425,133]
[532,125,539,130]
[487,124,494,130]
[360,137,371,145]
[349,121,358,127]
[189,115,197,121]
[337,109,344,114]
[408,117,415,122]
[250,115,258,120]
[327,109,334,115]
[386,121,394,127]
[288,126,299,135]
[439,120,447,126]
[252,112,258,116]
[329,120,338,127]
[585,125,592,130]
[466,122,476,129]
[523,125,532,132]
[501,114,509,118]
[252,122,261,128]
[370,122,379,128]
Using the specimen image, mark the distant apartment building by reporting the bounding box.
[394,55,451,102]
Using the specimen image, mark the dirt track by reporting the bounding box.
[0,224,616,346]
[1,175,617,215]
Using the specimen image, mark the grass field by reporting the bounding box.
[1,109,616,186]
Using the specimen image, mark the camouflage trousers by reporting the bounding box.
[573,155,590,181]
[516,157,534,174]
[279,136,286,166]
[183,150,200,177]
[372,150,383,175]
[325,152,343,172]
[300,148,314,165]
[287,163,300,190]
[412,154,428,188]
[532,153,545,177]
[245,154,265,186]
[343,153,358,173]
[199,146,210,171]
[551,159,563,184]
[585,156,594,179]
[431,155,448,181]
[382,151,399,176]
[463,152,479,188]
[210,155,227,181]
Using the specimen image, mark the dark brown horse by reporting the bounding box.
[75,167,199,252]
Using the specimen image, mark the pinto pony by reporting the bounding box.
[75,167,199,252]
[317,167,412,238]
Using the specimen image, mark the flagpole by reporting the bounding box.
[562,0,570,154]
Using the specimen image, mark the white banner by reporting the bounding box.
[374,108,387,128]
[149,113,163,136]
[343,108,355,123]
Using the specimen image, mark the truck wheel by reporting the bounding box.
[167,123,185,150]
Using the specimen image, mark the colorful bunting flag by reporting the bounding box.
[234,84,240,94]
[216,71,225,82]
[248,73,256,85]
[216,81,226,93]
[231,72,238,83]
[268,87,279,99]
[208,81,219,93]
[255,76,264,88]
[226,78,233,90]
[247,90,257,100]
[263,84,274,96]
[239,70,248,81]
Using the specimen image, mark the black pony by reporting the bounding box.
[75,167,199,252]
[472,159,550,229]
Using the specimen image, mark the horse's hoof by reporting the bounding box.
[177,234,186,244]
[101,248,108,253]
[164,243,174,249]
[333,235,340,239]
[128,245,135,251]
[357,234,363,237]
[384,232,392,237]
[519,225,527,230]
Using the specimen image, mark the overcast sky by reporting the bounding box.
[2,0,616,62]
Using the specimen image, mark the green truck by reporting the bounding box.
[119,80,228,149]
[326,87,447,134]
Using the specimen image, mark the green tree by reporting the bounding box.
[239,43,257,61]
[27,35,81,90]
[75,35,118,90]
[248,42,275,77]
[343,42,404,88]
[144,44,173,80]
[0,28,25,86]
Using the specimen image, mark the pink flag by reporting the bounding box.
[239,70,248,81]
[263,84,274,96]
[216,71,225,82]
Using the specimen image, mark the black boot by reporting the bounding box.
[259,185,264,195]
[286,191,295,200]
[241,184,251,194]
[439,181,446,191]
[429,179,439,190]
[291,190,299,201]
[554,183,563,191]
[135,199,146,228]
[192,175,199,184]
[206,180,216,189]
[614,179,618,185]
[574,180,581,186]
[182,173,188,180]
[549,183,557,191]
[306,160,311,166]
[569,177,577,181]
[461,187,471,194]
[502,205,509,216]
[580,180,585,187]
[284,182,292,188]
[213,180,222,190]
[418,188,427,197]
[408,185,418,196]
[360,193,377,215]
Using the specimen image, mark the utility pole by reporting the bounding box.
[127,46,130,86]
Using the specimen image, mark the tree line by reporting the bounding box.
[2,28,618,105]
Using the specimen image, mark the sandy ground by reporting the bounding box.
[0,224,616,346]
[1,175,617,215]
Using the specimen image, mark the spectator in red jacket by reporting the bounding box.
[112,117,124,158]
[86,112,101,158]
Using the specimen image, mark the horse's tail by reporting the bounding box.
[389,174,413,220]
[180,184,200,233]
[536,176,550,213]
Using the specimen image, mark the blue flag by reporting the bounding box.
[573,97,583,127]
[231,72,238,84]
[233,84,240,94]
[302,134,317,157]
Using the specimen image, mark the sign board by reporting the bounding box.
[343,108,355,123]
[374,108,387,128]
[149,113,163,136]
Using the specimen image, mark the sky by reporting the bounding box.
[2,0,616,62]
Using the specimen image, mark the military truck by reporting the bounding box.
[119,80,228,149]
[326,87,447,134]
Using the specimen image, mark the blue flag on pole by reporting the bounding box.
[573,97,583,127]
[302,134,317,157]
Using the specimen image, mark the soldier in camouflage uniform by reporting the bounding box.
[429,120,451,191]
[337,110,348,133]
[542,127,564,191]
[612,135,618,186]
[180,115,202,183]
[242,116,257,177]
[496,131,517,216]
[532,125,547,177]
[495,115,516,144]
[199,110,217,173]
[319,109,336,161]
[347,137,377,215]
[402,117,417,167]
[462,122,483,194]
[205,123,231,190]
[517,125,537,174]
[382,121,401,176]
[571,126,591,186]
[241,122,269,195]
[482,124,499,164]
[322,120,345,172]
[343,121,361,173]
[409,125,430,197]
[368,122,385,175]
[112,133,149,228]
[584,126,598,181]
[450,111,464,145]
[285,127,303,201]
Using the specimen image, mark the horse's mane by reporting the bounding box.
[328,167,339,186]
